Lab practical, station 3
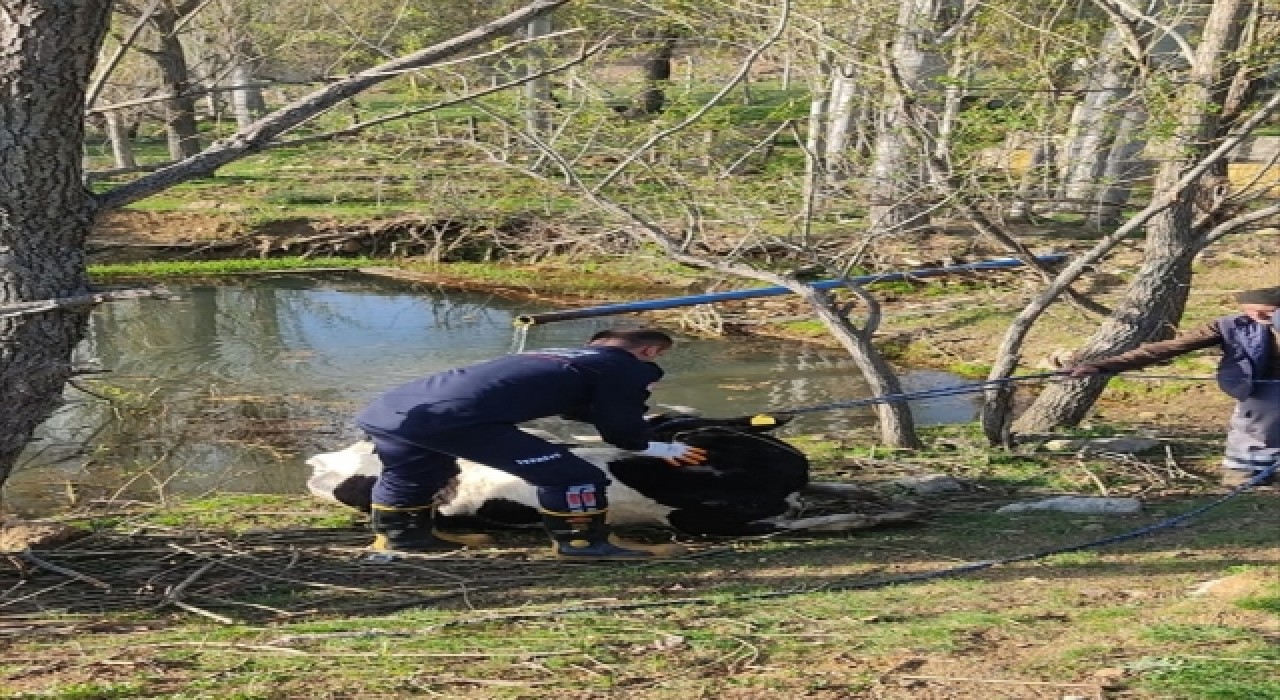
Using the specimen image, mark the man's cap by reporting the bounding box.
[1236,286,1280,306]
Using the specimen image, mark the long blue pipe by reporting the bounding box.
[514,253,1068,326]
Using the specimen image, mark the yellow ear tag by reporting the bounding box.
[749,414,777,426]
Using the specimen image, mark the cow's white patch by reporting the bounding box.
[309,443,677,526]
[305,441,379,504]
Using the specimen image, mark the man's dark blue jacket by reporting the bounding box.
[356,346,662,450]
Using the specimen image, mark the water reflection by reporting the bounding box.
[4,273,977,516]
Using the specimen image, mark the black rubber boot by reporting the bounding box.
[370,505,485,552]
[539,509,686,561]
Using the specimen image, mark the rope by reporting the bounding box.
[769,372,1061,417]
[761,371,1278,420]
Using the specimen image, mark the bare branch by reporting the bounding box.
[1087,0,1152,70]
[0,287,172,320]
[169,0,218,36]
[88,64,238,114]
[86,0,161,110]
[1199,202,1280,248]
[715,118,792,180]
[269,39,610,150]
[1101,0,1198,69]
[589,0,791,194]
[95,0,571,211]
[936,0,982,44]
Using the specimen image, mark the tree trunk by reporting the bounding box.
[1015,0,1249,433]
[229,61,265,130]
[1008,63,1072,220]
[524,15,553,135]
[1056,29,1134,216]
[0,0,113,490]
[104,110,137,169]
[803,52,833,223]
[823,62,859,182]
[148,10,201,159]
[2,0,571,496]
[1092,107,1151,229]
[1008,131,1056,220]
[866,0,956,232]
[631,30,675,116]
[799,286,921,448]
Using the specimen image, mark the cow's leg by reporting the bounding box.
[424,425,686,560]
[362,430,492,551]
[665,507,784,536]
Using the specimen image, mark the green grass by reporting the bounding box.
[9,681,147,699]
[4,482,1277,699]
[88,257,376,279]
[1237,594,1280,615]
[1132,649,1280,699]
[132,493,361,531]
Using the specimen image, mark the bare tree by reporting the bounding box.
[975,0,1280,439]
[866,0,967,233]
[0,0,570,490]
[483,0,924,447]
[115,0,210,159]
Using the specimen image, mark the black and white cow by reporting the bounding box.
[307,413,909,536]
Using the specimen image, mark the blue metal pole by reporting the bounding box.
[514,254,1068,326]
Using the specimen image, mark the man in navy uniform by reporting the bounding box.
[355,328,706,559]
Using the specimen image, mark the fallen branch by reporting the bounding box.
[893,673,1102,689]
[18,550,112,590]
[0,287,172,319]
[170,600,238,625]
[128,640,580,659]
[156,560,218,610]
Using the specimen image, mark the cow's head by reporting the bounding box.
[643,412,803,476]
[598,412,811,534]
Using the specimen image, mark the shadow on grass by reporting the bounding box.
[4,491,1274,634]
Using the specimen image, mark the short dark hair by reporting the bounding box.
[588,328,674,349]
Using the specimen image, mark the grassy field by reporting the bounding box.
[3,426,1277,700]
[48,74,1280,700]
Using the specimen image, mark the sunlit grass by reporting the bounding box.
[89,257,376,279]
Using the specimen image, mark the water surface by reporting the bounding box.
[5,273,976,515]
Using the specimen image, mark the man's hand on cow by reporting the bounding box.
[639,441,709,466]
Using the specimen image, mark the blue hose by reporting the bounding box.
[514,254,1068,326]
[818,462,1277,593]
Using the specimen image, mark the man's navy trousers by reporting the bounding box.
[361,424,607,507]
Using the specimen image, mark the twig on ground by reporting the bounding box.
[893,674,1102,690]
[125,641,582,659]
[1075,459,1111,496]
[170,600,238,624]
[156,560,219,610]
[19,550,112,590]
